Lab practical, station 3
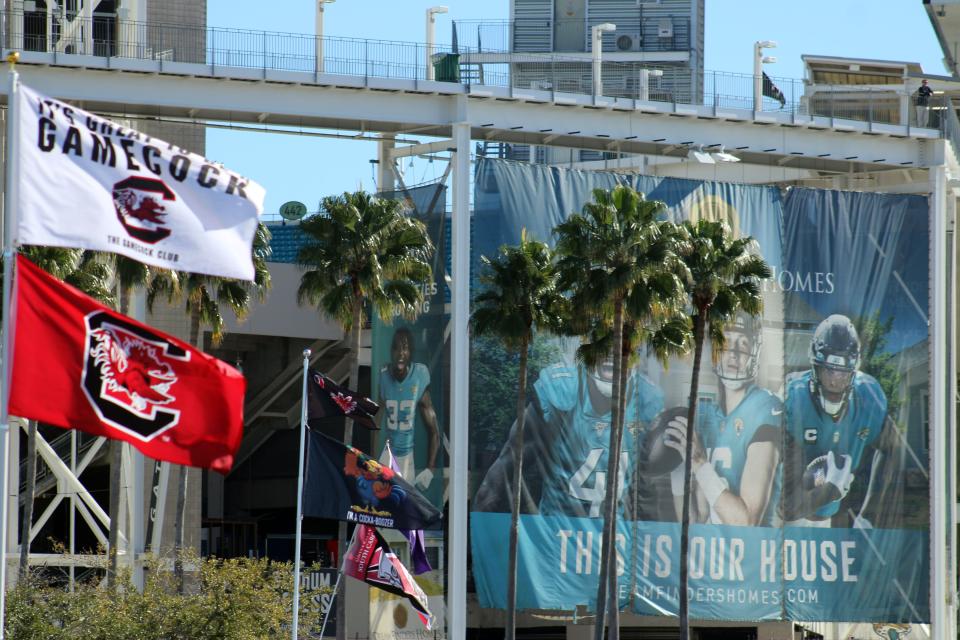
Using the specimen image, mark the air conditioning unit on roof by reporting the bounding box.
[614,30,642,52]
[657,18,674,38]
[657,18,673,38]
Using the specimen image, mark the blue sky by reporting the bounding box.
[207,1,946,214]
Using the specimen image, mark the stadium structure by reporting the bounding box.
[0,1,958,639]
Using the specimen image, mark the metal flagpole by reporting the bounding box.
[317,570,345,640]
[291,349,311,640]
[0,52,22,640]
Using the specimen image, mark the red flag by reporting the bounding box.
[344,524,433,630]
[8,255,245,473]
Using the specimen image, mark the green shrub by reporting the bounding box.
[5,555,328,640]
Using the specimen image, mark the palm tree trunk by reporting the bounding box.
[679,313,706,640]
[336,301,364,640]
[617,346,631,611]
[106,440,122,588]
[505,334,530,640]
[18,419,37,580]
[594,301,625,640]
[175,310,202,593]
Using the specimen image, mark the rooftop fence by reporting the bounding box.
[1,10,944,129]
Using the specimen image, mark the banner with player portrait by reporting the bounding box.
[370,181,450,640]
[468,159,930,626]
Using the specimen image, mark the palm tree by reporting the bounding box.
[148,223,272,592]
[674,219,770,640]
[13,248,116,581]
[553,186,685,640]
[471,230,566,640]
[297,190,433,640]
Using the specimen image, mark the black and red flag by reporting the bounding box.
[8,255,245,473]
[307,369,378,430]
[302,430,442,531]
[344,524,434,630]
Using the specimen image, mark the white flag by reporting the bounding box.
[14,82,264,281]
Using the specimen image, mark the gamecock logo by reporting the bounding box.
[112,176,175,244]
[82,311,190,441]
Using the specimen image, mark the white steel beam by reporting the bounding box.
[930,146,949,639]
[388,139,454,159]
[948,188,958,640]
[448,99,469,640]
[5,63,936,174]
[33,432,123,544]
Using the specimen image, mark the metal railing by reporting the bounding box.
[451,17,692,54]
[0,10,948,129]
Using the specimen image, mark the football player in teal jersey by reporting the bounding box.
[662,312,782,526]
[377,327,440,490]
[473,354,664,518]
[781,314,899,527]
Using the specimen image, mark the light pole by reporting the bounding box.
[753,40,777,111]
[638,68,663,102]
[591,22,616,97]
[315,0,335,73]
[426,6,449,81]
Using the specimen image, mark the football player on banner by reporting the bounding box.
[781,314,900,528]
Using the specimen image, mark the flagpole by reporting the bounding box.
[0,52,21,640]
[291,348,311,640]
[317,569,344,640]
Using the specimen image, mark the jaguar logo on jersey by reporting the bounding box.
[81,311,190,441]
[872,623,911,639]
[112,176,175,244]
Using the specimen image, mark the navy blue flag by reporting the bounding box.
[303,430,443,530]
[307,370,379,430]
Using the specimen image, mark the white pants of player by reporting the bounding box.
[785,517,831,528]
[393,451,415,480]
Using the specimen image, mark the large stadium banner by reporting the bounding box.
[469,159,930,625]
[370,181,450,639]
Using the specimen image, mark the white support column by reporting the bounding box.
[150,463,170,553]
[590,23,615,99]
[930,157,949,638]
[448,98,470,640]
[377,134,396,194]
[315,0,335,74]
[82,0,94,55]
[5,419,18,583]
[128,286,147,589]
[948,189,958,640]
[10,1,23,52]
[69,431,76,590]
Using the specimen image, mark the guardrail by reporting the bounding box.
[0,10,947,129]
[451,18,692,54]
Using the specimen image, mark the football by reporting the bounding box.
[640,406,688,476]
[802,454,830,491]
